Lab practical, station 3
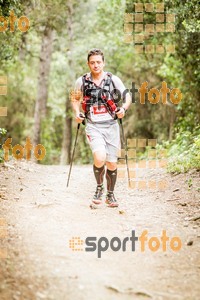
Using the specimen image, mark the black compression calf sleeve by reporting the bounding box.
[106,168,117,192]
[93,165,105,185]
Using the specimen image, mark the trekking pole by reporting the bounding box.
[116,109,131,188]
[67,113,85,187]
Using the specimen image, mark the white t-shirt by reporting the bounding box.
[74,71,127,124]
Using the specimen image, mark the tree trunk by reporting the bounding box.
[33,26,53,146]
[60,3,74,165]
[60,99,73,164]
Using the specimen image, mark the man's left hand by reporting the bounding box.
[116,107,125,119]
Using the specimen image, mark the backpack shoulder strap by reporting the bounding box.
[81,74,86,89]
[103,72,112,90]
[82,73,91,94]
[82,73,89,84]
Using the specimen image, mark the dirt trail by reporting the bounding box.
[0,161,200,300]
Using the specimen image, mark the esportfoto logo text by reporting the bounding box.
[69,230,182,258]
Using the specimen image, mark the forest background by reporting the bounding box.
[0,0,199,173]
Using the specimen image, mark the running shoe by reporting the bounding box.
[105,191,119,207]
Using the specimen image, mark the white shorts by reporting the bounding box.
[85,121,121,162]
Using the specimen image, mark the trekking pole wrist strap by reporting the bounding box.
[122,107,127,114]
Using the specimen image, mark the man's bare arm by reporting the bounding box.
[122,92,132,112]
[116,92,132,118]
[70,89,85,123]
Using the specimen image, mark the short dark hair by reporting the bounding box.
[87,48,104,62]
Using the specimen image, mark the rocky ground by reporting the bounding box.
[0,161,199,300]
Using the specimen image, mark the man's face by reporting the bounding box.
[87,55,105,75]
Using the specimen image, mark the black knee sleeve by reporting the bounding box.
[106,168,117,192]
[93,165,105,185]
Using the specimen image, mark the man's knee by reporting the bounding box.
[94,151,106,167]
[106,161,117,170]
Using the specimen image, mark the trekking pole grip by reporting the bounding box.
[79,113,86,126]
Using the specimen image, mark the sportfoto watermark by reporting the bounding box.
[118,138,168,190]
[0,76,7,117]
[70,81,182,105]
[0,10,30,32]
[69,230,182,258]
[2,137,46,161]
[124,2,176,53]
[132,81,182,104]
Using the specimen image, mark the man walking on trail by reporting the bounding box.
[71,48,131,207]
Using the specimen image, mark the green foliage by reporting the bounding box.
[40,114,64,165]
[0,0,27,63]
[164,0,200,128]
[0,0,199,170]
[167,126,200,173]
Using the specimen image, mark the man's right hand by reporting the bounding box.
[75,112,85,124]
